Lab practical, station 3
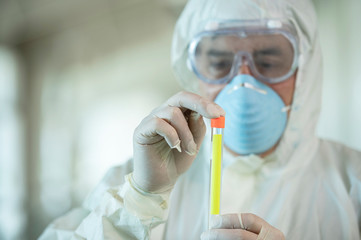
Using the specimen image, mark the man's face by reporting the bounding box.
[195,35,297,156]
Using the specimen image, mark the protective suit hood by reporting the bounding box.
[171,0,323,165]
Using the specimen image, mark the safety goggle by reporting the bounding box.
[188,19,299,84]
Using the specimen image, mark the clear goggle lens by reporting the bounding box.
[188,27,298,84]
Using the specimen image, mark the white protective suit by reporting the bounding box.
[39,0,361,239]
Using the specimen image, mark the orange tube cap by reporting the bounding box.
[211,116,225,128]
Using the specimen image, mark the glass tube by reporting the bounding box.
[209,116,225,229]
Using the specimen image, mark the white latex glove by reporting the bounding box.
[133,91,225,193]
[201,213,285,240]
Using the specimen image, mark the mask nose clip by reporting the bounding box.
[227,81,267,95]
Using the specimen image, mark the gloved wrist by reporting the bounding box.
[127,172,171,206]
[118,173,171,222]
[132,168,177,194]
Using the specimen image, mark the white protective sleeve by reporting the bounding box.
[38,166,170,240]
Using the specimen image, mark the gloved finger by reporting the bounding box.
[210,214,285,240]
[200,229,257,240]
[187,111,206,146]
[241,213,285,240]
[134,115,180,150]
[210,214,243,229]
[166,91,225,119]
[211,213,263,234]
[152,107,197,155]
[241,213,268,235]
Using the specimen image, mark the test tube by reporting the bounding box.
[209,116,225,229]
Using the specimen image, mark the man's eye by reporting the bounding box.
[210,61,232,70]
[255,59,282,70]
[258,62,274,69]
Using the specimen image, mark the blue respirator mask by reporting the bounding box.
[214,74,289,155]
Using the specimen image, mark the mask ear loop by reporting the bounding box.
[281,105,292,112]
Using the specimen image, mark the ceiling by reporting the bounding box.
[0,0,187,45]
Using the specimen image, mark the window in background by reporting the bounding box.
[0,48,26,240]
[315,0,361,151]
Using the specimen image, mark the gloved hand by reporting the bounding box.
[201,213,285,240]
[132,91,225,193]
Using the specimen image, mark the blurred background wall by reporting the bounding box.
[314,0,361,149]
[0,0,360,239]
[0,0,185,239]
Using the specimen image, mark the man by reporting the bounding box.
[40,0,361,239]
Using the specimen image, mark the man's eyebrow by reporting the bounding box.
[207,49,233,57]
[254,47,283,56]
